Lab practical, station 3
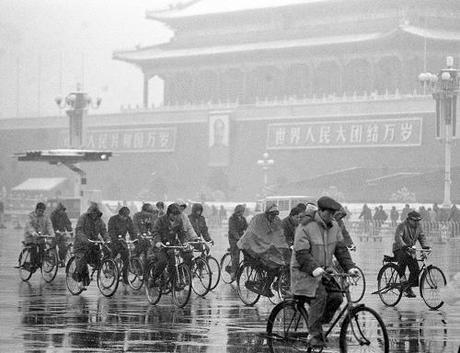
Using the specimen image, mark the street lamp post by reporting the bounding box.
[419,56,459,209]
[256,152,274,197]
[54,84,102,202]
[55,83,102,148]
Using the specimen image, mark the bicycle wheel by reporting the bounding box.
[127,257,144,291]
[191,257,212,297]
[18,247,34,282]
[172,263,192,308]
[64,243,73,267]
[97,258,119,297]
[65,256,84,295]
[340,305,389,353]
[236,262,261,306]
[269,268,290,305]
[41,248,58,283]
[348,266,366,303]
[220,252,233,284]
[266,299,309,352]
[144,262,162,305]
[377,263,402,307]
[207,255,221,290]
[420,265,447,310]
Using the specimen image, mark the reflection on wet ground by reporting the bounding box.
[1,227,460,352]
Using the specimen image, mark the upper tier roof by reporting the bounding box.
[147,0,331,20]
[113,25,460,64]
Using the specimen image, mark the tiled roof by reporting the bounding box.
[114,26,460,63]
[147,0,330,19]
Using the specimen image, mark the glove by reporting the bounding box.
[348,268,361,277]
[312,267,325,277]
[210,239,215,246]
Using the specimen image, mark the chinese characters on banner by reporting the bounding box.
[267,118,422,149]
[61,127,176,152]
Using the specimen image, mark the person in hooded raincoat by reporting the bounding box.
[73,202,108,289]
[50,202,73,266]
[227,204,248,281]
[237,203,290,297]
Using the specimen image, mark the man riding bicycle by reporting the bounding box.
[132,203,157,260]
[291,196,359,349]
[50,202,73,266]
[108,206,136,284]
[188,203,214,248]
[151,204,194,280]
[24,202,55,270]
[73,202,108,290]
[393,210,431,298]
[237,203,291,297]
[227,204,248,282]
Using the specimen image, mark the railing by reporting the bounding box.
[119,89,432,113]
[346,220,460,241]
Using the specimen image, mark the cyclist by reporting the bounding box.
[281,206,302,247]
[24,202,54,270]
[151,203,193,279]
[227,204,248,281]
[50,202,73,266]
[73,202,108,290]
[188,203,214,248]
[393,210,431,298]
[237,203,290,297]
[175,199,199,241]
[107,206,136,284]
[334,206,355,248]
[291,196,359,349]
[132,203,156,260]
[156,201,165,217]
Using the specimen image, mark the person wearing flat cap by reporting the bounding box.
[290,196,359,348]
[393,210,430,298]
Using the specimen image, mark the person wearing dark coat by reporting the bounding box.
[132,203,156,259]
[74,202,108,289]
[188,203,214,249]
[227,204,248,280]
[390,206,399,227]
[393,210,430,298]
[334,206,354,248]
[150,204,193,279]
[108,206,135,284]
[50,202,73,266]
[281,206,301,247]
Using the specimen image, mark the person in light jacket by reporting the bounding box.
[290,196,358,348]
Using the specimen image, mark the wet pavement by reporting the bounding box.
[1,225,460,352]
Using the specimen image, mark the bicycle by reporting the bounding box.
[220,249,234,284]
[236,254,290,306]
[16,233,58,283]
[266,271,389,353]
[65,238,120,297]
[54,230,74,268]
[116,237,144,291]
[144,243,192,308]
[188,240,213,297]
[332,245,366,303]
[374,247,447,310]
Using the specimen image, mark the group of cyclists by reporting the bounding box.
[21,194,432,350]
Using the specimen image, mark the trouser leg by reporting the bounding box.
[229,238,240,274]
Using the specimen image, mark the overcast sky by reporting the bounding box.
[0,0,176,119]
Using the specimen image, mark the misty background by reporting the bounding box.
[0,0,175,119]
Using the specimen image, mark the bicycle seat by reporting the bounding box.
[383,255,396,262]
